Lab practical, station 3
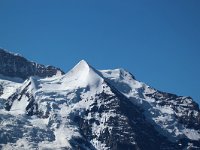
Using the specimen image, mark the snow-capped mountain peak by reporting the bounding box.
[0,50,200,150]
[60,60,104,89]
[71,59,90,73]
[101,68,135,81]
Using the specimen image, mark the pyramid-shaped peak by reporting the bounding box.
[64,60,94,79]
[71,59,91,73]
[61,60,104,89]
[77,59,90,67]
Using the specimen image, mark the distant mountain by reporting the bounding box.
[0,48,64,79]
[0,49,199,150]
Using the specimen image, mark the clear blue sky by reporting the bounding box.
[0,1,200,103]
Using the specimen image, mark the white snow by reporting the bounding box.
[0,74,23,99]
[1,60,200,149]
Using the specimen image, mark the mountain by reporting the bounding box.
[0,50,200,150]
[0,48,64,79]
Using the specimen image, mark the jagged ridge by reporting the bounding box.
[0,48,64,79]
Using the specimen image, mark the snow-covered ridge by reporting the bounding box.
[100,68,200,142]
[0,57,200,149]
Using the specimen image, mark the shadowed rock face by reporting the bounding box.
[0,85,3,96]
[0,48,64,79]
[73,90,182,150]
[145,91,200,130]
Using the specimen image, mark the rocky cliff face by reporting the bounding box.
[0,50,200,150]
[0,48,64,79]
[145,91,200,130]
[0,85,3,96]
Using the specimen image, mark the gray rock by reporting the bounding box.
[0,48,64,79]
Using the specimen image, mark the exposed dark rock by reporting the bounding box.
[0,85,3,96]
[69,137,96,150]
[74,90,182,150]
[0,48,64,79]
[146,91,200,130]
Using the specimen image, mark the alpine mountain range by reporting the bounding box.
[0,48,200,150]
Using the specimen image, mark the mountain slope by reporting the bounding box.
[0,50,200,150]
[101,69,200,148]
[0,48,64,79]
